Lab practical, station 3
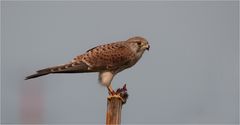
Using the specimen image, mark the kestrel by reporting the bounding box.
[25,36,150,95]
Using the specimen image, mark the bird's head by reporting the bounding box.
[126,36,150,54]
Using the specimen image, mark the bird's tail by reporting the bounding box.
[25,64,66,80]
[25,61,91,80]
[25,71,50,80]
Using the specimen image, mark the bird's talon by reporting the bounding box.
[108,90,115,95]
[107,94,125,102]
[114,94,124,102]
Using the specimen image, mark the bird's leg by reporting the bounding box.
[107,84,126,102]
[107,85,115,95]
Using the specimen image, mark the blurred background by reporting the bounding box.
[1,1,239,124]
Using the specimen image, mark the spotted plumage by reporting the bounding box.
[26,36,150,94]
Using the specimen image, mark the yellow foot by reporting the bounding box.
[108,90,115,96]
[107,94,124,102]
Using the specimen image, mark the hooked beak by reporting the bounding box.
[146,44,150,51]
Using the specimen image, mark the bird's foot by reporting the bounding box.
[107,84,128,104]
[107,85,115,95]
[108,90,115,95]
[107,94,125,102]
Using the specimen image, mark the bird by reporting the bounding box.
[25,36,150,95]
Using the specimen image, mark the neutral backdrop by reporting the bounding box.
[1,1,239,124]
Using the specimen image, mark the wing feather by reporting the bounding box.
[82,42,134,71]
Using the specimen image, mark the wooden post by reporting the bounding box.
[106,84,128,125]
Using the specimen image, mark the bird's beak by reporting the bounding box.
[146,44,150,51]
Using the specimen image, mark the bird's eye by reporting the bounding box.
[137,42,141,46]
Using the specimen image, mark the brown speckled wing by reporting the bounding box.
[81,42,134,71]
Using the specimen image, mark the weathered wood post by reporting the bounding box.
[106,84,128,125]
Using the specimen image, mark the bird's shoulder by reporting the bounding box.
[86,41,126,53]
[79,41,134,69]
[69,42,126,66]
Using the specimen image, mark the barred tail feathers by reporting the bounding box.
[25,61,91,80]
[25,64,67,80]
